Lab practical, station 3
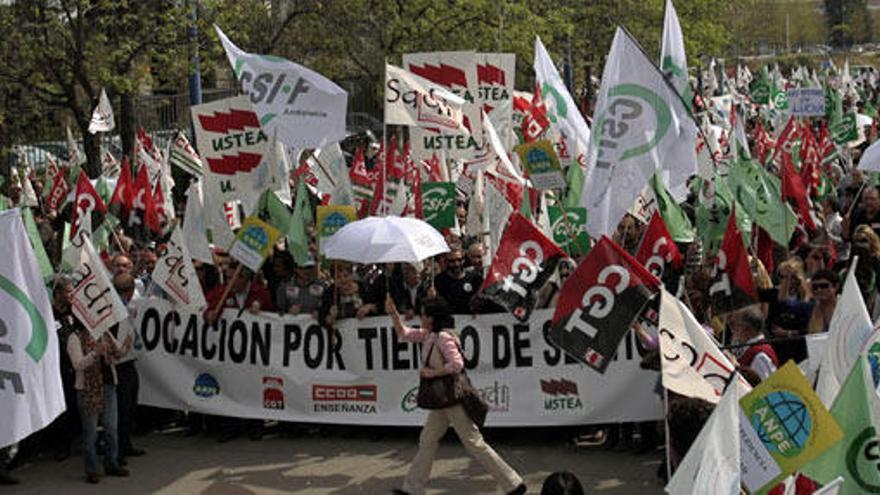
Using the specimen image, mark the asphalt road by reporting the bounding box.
[6,426,664,494]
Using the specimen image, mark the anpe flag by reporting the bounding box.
[478,212,567,321]
[548,236,661,373]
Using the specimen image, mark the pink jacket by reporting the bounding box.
[400,327,464,374]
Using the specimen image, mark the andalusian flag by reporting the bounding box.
[660,0,691,110]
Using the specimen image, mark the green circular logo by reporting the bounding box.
[846,427,880,492]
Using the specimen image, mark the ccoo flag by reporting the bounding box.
[0,209,65,448]
[478,212,567,322]
[581,27,698,239]
[216,25,347,150]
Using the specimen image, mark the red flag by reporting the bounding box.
[771,116,797,164]
[781,152,817,231]
[153,179,169,230]
[45,170,69,212]
[425,153,444,182]
[128,165,161,236]
[549,236,661,373]
[109,157,133,218]
[521,85,550,143]
[349,146,378,218]
[709,208,757,314]
[634,212,683,279]
[478,213,567,321]
[755,226,775,274]
[70,171,107,239]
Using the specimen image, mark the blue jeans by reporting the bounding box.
[76,385,119,475]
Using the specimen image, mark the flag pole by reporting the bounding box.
[663,386,672,481]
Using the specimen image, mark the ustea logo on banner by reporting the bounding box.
[193,373,220,399]
[312,384,378,414]
[540,378,583,411]
[262,376,285,410]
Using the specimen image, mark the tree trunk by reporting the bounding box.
[119,91,136,162]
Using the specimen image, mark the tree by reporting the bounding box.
[825,0,872,48]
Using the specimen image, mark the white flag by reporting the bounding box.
[660,0,690,104]
[88,88,115,134]
[309,143,354,205]
[216,25,347,150]
[580,27,698,238]
[20,173,39,208]
[658,289,738,404]
[384,63,468,134]
[665,378,748,495]
[534,37,591,164]
[168,131,203,177]
[0,209,65,448]
[484,178,514,260]
[152,227,207,311]
[858,138,880,172]
[815,257,874,406]
[70,237,128,339]
[182,180,215,265]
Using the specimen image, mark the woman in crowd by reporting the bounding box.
[761,258,813,364]
[385,294,525,495]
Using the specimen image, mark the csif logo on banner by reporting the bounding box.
[551,213,586,247]
[237,62,310,106]
[422,187,454,222]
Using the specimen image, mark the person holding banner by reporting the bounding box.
[66,326,133,483]
[385,295,525,495]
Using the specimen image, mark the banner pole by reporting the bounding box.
[211,264,242,315]
[663,386,672,481]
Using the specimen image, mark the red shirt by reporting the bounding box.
[205,280,275,314]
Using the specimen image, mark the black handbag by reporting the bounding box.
[416,335,491,427]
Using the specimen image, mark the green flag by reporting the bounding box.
[92,215,119,254]
[695,174,750,254]
[22,207,54,281]
[650,174,693,242]
[564,163,584,209]
[289,180,313,265]
[255,189,292,236]
[727,161,797,245]
[802,357,879,494]
[750,66,771,104]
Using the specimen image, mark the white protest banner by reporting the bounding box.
[70,237,128,339]
[384,64,468,134]
[0,209,65,448]
[477,53,516,148]
[581,28,698,238]
[88,87,115,134]
[787,88,826,117]
[216,25,347,150]
[404,51,483,158]
[132,301,663,426]
[191,95,278,213]
[152,227,207,311]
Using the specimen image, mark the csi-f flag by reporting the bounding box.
[478,212,567,321]
[709,207,757,315]
[70,237,129,339]
[658,289,738,403]
[534,37,591,161]
[152,227,207,311]
[88,87,115,134]
[384,64,468,135]
[580,27,698,239]
[216,25,347,150]
[0,209,65,448]
[549,235,661,373]
[660,0,692,109]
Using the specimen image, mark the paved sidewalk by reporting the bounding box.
[6,427,663,494]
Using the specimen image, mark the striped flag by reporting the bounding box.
[168,131,203,176]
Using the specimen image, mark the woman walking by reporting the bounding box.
[385,294,525,495]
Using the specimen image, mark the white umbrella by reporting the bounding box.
[321,216,450,263]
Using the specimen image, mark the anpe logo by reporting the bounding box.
[540,378,583,411]
[312,384,378,414]
[748,391,812,458]
[193,373,220,399]
[312,384,377,402]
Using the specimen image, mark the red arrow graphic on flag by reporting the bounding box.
[206,152,263,175]
[408,63,467,88]
[477,63,505,86]
[198,109,261,134]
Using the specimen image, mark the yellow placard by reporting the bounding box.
[228,215,282,272]
[316,205,357,239]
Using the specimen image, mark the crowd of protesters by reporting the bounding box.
[5,62,880,493]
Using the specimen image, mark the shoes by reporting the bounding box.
[390,490,410,495]
[85,473,100,484]
[105,466,130,477]
[507,483,527,495]
[124,447,146,457]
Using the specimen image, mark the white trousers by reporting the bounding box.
[402,404,522,494]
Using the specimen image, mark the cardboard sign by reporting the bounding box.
[515,140,565,190]
[788,88,826,117]
[228,216,282,272]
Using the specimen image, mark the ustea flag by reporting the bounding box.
[478,212,566,321]
[549,236,661,373]
[0,209,65,448]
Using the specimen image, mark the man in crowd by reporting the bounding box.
[431,247,483,314]
[729,305,779,384]
[844,185,880,240]
[111,273,146,466]
[275,259,327,320]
